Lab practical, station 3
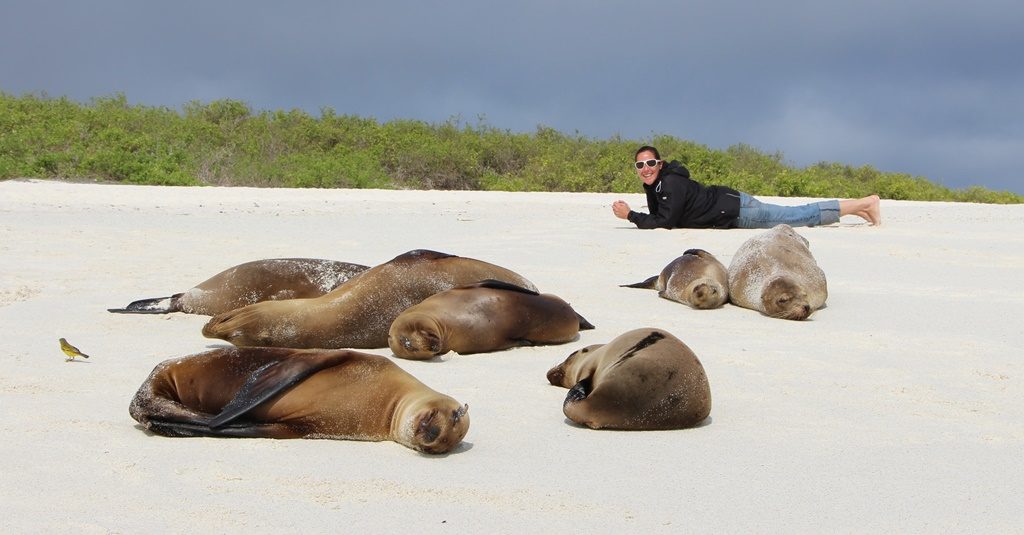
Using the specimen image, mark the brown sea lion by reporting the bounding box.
[727,224,827,320]
[129,347,470,454]
[108,258,369,315]
[388,279,595,360]
[202,249,537,349]
[621,248,729,309]
[546,328,711,430]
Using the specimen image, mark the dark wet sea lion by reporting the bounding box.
[622,248,729,309]
[202,249,537,349]
[388,279,595,360]
[727,224,827,320]
[108,258,369,315]
[129,347,470,454]
[546,328,711,430]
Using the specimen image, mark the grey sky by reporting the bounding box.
[2,0,1021,193]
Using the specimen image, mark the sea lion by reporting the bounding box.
[129,347,470,454]
[727,224,827,320]
[621,248,729,309]
[202,249,537,349]
[388,279,595,360]
[546,328,711,430]
[108,258,369,315]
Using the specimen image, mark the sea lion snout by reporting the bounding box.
[546,364,566,385]
[689,281,723,309]
[387,323,444,360]
[395,335,413,350]
[411,402,470,454]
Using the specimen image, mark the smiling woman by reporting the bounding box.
[612,145,882,229]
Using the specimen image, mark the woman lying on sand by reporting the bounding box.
[611,145,881,229]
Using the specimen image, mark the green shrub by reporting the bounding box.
[0,90,1019,203]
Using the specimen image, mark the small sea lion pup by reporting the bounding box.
[202,249,537,349]
[108,258,369,315]
[727,224,827,320]
[621,249,729,309]
[388,279,595,360]
[129,347,470,454]
[546,328,711,430]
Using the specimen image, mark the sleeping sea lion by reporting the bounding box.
[621,248,729,309]
[129,347,470,454]
[727,224,827,320]
[388,279,595,360]
[546,328,711,430]
[202,249,537,349]
[108,258,369,315]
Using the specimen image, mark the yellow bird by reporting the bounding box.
[59,338,91,361]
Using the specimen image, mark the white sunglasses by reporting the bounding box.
[634,159,662,170]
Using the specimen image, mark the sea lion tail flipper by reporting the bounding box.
[130,381,212,434]
[577,313,595,330]
[620,275,658,289]
[107,293,183,314]
[209,350,356,428]
[146,419,299,439]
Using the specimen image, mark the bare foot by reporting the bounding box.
[840,195,881,226]
[862,194,881,226]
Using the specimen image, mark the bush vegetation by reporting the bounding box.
[1,91,1020,203]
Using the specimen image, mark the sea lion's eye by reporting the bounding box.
[417,410,441,442]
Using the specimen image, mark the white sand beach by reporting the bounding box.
[1,178,1022,532]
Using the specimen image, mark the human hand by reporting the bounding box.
[612,200,631,219]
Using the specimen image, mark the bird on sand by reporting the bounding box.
[59,338,91,361]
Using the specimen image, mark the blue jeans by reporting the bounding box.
[735,192,840,229]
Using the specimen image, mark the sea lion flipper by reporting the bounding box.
[565,377,593,404]
[461,279,540,295]
[107,293,183,314]
[146,419,298,439]
[577,313,595,330]
[683,248,709,257]
[620,275,658,289]
[209,351,354,428]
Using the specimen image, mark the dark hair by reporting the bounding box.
[634,145,661,160]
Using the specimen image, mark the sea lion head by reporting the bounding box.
[546,343,603,387]
[686,279,726,309]
[396,396,470,454]
[388,312,450,360]
[762,277,813,320]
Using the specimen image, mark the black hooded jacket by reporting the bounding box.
[626,161,741,229]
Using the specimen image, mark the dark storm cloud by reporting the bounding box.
[2,0,1021,192]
